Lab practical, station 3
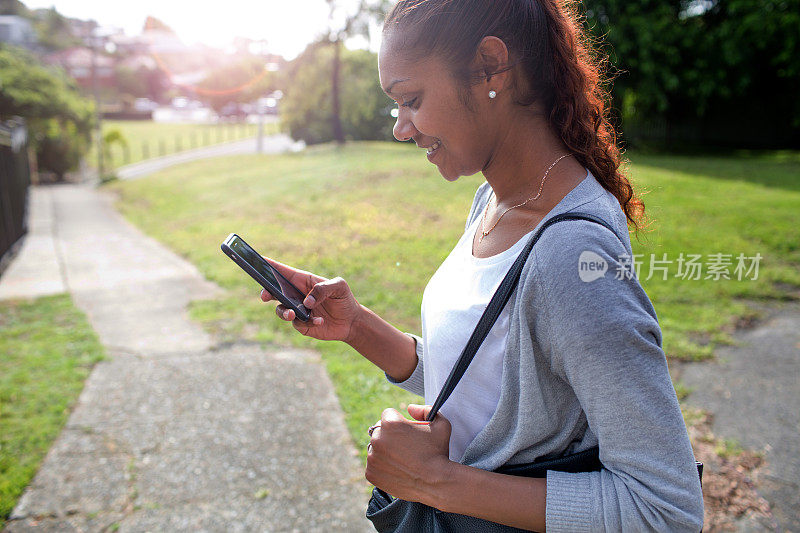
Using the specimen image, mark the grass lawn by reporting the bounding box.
[86,119,279,170]
[108,142,800,454]
[0,295,106,522]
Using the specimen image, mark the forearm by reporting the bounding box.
[433,462,547,532]
[346,304,418,381]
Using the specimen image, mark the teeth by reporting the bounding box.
[426,140,441,154]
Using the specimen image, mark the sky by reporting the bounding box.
[23,0,379,59]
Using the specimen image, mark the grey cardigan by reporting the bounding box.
[389,174,704,532]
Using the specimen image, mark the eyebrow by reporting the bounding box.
[383,77,411,95]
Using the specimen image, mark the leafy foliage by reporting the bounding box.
[311,0,393,143]
[32,7,82,52]
[114,64,169,103]
[0,0,28,16]
[101,128,127,167]
[0,2,82,51]
[0,45,95,179]
[281,45,394,144]
[581,0,800,145]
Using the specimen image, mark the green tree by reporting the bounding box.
[0,0,29,16]
[318,0,391,144]
[101,128,127,164]
[0,2,82,52]
[115,65,149,99]
[281,46,393,145]
[32,7,82,52]
[0,45,95,180]
[339,49,396,141]
[581,0,800,146]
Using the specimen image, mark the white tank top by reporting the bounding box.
[421,212,532,461]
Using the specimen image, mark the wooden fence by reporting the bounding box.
[0,118,31,265]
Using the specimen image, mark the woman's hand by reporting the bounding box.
[259,257,362,343]
[366,404,455,507]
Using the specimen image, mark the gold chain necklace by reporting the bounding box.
[479,153,572,243]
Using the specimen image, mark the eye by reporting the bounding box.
[400,97,418,109]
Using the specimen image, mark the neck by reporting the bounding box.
[481,111,583,210]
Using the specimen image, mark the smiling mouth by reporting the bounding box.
[426,140,442,155]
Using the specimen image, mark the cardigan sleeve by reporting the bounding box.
[386,332,425,397]
[532,220,704,532]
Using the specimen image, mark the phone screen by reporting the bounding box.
[228,236,305,307]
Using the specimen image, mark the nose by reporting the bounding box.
[392,109,417,142]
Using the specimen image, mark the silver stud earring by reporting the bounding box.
[488,90,497,99]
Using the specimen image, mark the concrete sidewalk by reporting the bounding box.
[676,301,800,531]
[0,187,65,300]
[1,184,371,532]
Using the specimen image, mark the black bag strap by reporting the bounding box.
[427,212,622,422]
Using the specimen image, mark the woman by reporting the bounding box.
[262,0,704,530]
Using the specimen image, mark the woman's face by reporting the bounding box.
[378,33,494,181]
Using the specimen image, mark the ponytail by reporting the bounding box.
[384,0,648,236]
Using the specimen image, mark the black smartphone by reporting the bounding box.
[221,233,311,322]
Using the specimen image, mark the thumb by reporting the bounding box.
[407,404,432,421]
[304,277,350,308]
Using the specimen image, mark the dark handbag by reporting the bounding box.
[365,212,703,532]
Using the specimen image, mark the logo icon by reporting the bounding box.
[578,251,607,282]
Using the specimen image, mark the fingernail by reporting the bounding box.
[304,295,316,307]
[313,317,323,325]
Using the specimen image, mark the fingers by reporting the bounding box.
[268,292,322,325]
[377,407,427,431]
[303,277,351,310]
[408,405,450,438]
[367,419,383,460]
[275,305,295,321]
[407,404,432,421]
[428,409,452,437]
[275,304,323,326]
[261,256,322,289]
[370,409,400,447]
[381,407,404,423]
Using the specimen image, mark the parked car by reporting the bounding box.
[170,97,202,109]
[134,98,158,113]
[220,102,250,121]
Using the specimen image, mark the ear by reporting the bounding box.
[474,36,511,93]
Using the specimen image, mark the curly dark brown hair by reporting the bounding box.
[384,0,647,235]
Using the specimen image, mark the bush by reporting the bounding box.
[35,118,90,178]
[281,45,394,145]
[0,44,95,179]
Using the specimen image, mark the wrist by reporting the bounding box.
[341,304,418,381]
[344,303,369,347]
[424,456,460,511]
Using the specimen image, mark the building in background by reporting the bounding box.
[43,47,116,90]
[0,15,36,49]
